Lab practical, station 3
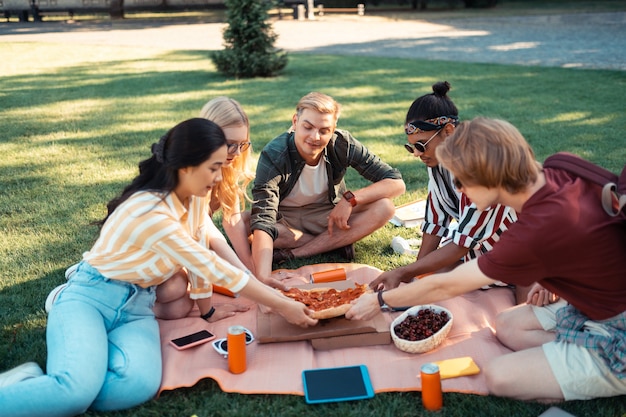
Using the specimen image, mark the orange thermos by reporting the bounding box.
[227,325,247,374]
[420,363,443,411]
[310,268,347,283]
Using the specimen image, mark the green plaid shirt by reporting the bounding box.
[556,305,626,378]
[251,129,402,240]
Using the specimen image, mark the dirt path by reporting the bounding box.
[1,12,625,70]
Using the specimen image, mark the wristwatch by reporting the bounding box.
[377,291,391,312]
[343,190,357,207]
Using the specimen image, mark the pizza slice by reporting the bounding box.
[281,283,372,320]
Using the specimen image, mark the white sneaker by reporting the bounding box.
[0,362,43,388]
[64,263,79,280]
[45,283,68,314]
[390,236,419,256]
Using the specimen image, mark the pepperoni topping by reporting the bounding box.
[281,284,368,311]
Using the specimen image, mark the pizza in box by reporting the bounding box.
[281,283,372,319]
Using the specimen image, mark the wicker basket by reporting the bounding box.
[390,305,453,354]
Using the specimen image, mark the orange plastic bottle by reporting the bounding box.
[227,325,247,374]
[420,363,442,411]
[310,268,347,283]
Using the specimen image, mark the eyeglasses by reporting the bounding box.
[211,327,255,357]
[404,130,441,154]
[226,142,251,154]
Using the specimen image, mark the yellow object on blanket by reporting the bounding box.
[433,357,480,379]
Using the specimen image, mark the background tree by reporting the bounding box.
[211,0,287,78]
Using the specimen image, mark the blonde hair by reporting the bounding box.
[436,117,539,193]
[296,92,341,123]
[199,97,255,221]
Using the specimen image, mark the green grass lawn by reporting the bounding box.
[1,9,626,417]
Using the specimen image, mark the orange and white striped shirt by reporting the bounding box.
[83,190,249,299]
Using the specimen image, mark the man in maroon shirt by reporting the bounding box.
[347,117,626,402]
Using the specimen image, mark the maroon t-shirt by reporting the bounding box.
[478,167,626,320]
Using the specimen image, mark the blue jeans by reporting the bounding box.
[0,262,161,417]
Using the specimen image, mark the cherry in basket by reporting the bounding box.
[394,308,450,341]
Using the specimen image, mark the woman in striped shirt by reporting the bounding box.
[370,81,519,298]
[154,97,257,320]
[0,118,317,416]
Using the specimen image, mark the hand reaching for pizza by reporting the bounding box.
[369,269,411,292]
[274,270,305,282]
[344,292,379,321]
[259,274,289,292]
[272,298,318,327]
[261,271,309,292]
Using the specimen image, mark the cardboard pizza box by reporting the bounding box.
[256,280,391,349]
[310,313,390,350]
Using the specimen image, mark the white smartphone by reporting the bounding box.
[169,329,216,351]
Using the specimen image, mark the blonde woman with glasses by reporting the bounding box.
[201,97,255,273]
[153,97,257,320]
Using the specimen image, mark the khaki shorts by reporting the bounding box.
[532,300,626,400]
[278,203,333,236]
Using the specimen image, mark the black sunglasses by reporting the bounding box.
[404,130,441,154]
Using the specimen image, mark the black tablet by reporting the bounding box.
[302,365,375,404]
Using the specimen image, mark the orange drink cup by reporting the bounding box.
[227,325,247,374]
[310,268,347,283]
[420,363,442,411]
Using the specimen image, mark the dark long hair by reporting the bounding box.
[97,118,227,226]
[405,81,459,123]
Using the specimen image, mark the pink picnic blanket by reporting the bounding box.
[158,263,514,396]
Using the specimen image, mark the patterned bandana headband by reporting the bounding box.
[405,115,459,135]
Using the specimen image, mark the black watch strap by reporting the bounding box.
[201,306,216,321]
[377,291,391,312]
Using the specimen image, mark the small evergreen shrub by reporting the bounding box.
[211,0,288,78]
